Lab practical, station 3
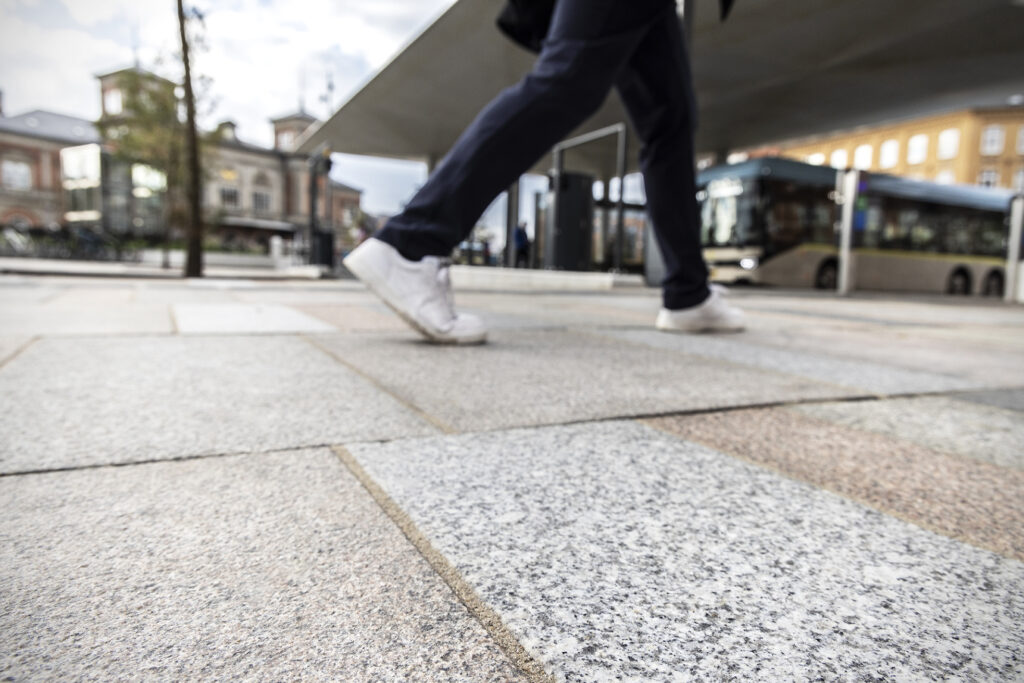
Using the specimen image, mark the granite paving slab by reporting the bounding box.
[0,336,436,473]
[131,284,242,304]
[956,388,1024,413]
[648,408,1024,560]
[348,421,1024,681]
[793,397,1024,470]
[314,330,859,433]
[0,449,527,682]
[600,329,980,395]
[0,303,173,336]
[456,293,657,328]
[726,320,1024,387]
[738,295,1024,327]
[294,304,409,333]
[0,278,64,303]
[231,284,370,305]
[172,303,336,334]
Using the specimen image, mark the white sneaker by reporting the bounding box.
[343,238,487,345]
[655,288,745,333]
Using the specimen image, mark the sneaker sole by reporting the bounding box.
[344,251,486,346]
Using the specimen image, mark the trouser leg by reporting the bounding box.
[614,11,710,309]
[375,0,677,261]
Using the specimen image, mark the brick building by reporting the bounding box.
[0,100,100,230]
[1,67,363,255]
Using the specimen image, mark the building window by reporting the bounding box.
[2,159,32,190]
[980,125,1005,156]
[935,170,956,185]
[277,130,295,150]
[104,88,123,116]
[853,144,873,170]
[937,128,960,160]
[220,187,239,207]
[907,134,928,165]
[878,140,899,169]
[978,169,1000,187]
[806,153,826,166]
[1017,127,1024,155]
[253,191,271,213]
[830,149,848,168]
[1014,168,1024,192]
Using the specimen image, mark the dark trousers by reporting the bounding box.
[375,0,710,309]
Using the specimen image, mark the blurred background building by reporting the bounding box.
[1,67,365,260]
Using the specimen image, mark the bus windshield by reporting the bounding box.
[700,178,760,248]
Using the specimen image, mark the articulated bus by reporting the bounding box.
[696,157,1020,296]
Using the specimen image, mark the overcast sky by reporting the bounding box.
[0,0,487,221]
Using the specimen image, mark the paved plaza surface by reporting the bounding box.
[1,272,1023,681]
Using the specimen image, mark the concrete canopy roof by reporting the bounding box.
[299,0,1024,179]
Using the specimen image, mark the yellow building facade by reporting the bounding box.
[766,107,1024,192]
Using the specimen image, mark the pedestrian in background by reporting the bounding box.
[514,222,531,268]
[345,0,743,344]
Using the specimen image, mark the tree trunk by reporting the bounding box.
[178,0,203,278]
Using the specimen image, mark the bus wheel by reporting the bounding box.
[947,268,972,296]
[814,260,838,290]
[982,270,1004,297]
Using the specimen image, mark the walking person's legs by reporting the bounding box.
[345,0,741,342]
[614,10,743,331]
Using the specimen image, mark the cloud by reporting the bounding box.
[0,12,130,119]
[1,0,460,212]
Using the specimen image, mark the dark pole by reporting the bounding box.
[308,161,319,265]
[614,126,627,271]
[178,0,203,277]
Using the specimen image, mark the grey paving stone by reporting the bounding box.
[0,302,173,336]
[349,422,1024,682]
[793,397,1024,470]
[172,303,336,334]
[0,449,527,682]
[956,388,1024,413]
[293,304,410,333]
[601,328,981,395]
[315,330,859,432]
[729,319,1024,387]
[0,336,436,473]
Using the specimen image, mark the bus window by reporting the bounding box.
[860,203,883,248]
[700,178,758,247]
[975,216,1006,257]
[945,217,971,254]
[810,202,837,244]
[910,220,938,252]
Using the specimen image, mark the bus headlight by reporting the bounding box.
[740,258,758,270]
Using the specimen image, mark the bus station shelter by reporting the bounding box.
[298,0,1024,295]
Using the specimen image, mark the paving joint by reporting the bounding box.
[302,334,459,435]
[0,335,39,371]
[332,444,555,683]
[0,442,335,479]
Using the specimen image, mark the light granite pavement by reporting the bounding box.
[793,396,1024,470]
[313,329,862,433]
[172,303,337,334]
[3,273,1024,682]
[0,335,437,473]
[348,421,1024,682]
[600,328,983,395]
[0,449,527,681]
